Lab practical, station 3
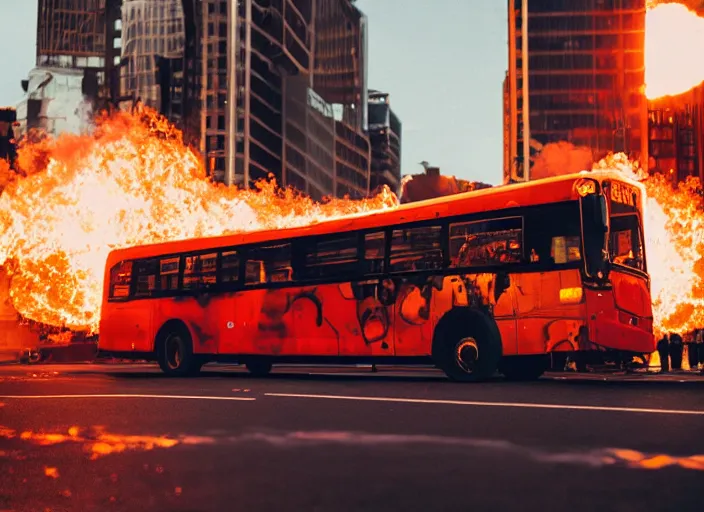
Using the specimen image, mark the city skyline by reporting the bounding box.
[0,0,508,185]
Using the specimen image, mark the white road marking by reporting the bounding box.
[265,393,704,416]
[0,394,255,401]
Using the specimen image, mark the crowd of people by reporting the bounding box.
[656,330,704,373]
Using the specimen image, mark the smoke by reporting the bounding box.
[529,141,594,180]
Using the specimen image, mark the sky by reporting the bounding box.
[0,0,508,184]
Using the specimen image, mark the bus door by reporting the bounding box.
[118,259,156,353]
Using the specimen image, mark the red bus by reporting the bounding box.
[98,171,654,381]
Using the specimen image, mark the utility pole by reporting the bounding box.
[521,0,531,182]
[224,0,239,187]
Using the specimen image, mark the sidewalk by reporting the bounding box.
[548,369,704,382]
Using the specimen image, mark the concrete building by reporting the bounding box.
[35,0,122,103]
[16,0,123,137]
[504,0,648,183]
[367,90,402,195]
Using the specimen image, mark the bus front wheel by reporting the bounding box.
[433,309,502,382]
[156,324,202,377]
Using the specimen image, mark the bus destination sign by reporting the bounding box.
[608,181,639,212]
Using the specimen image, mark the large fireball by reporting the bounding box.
[646,2,704,99]
[0,110,396,332]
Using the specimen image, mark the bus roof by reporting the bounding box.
[106,170,639,265]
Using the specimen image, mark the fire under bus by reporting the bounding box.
[98,170,654,381]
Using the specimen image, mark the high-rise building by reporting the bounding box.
[505,0,648,182]
[121,0,185,110]
[36,0,122,101]
[177,0,371,199]
[367,90,401,194]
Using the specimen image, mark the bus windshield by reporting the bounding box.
[609,214,645,272]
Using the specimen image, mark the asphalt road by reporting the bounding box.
[1,364,703,512]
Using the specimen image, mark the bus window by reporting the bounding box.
[610,214,644,271]
[159,257,180,291]
[449,217,523,267]
[219,250,240,283]
[390,225,443,272]
[245,243,292,285]
[183,252,218,291]
[134,259,160,297]
[364,231,386,274]
[109,261,133,299]
[525,202,582,267]
[300,233,359,279]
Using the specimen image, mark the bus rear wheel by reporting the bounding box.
[500,355,548,381]
[245,359,273,377]
[157,325,201,377]
[433,309,502,382]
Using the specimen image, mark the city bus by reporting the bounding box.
[98,170,655,381]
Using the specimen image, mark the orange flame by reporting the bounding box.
[646,2,704,99]
[595,153,704,335]
[0,109,703,338]
[0,109,396,332]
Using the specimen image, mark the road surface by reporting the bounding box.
[0,363,703,511]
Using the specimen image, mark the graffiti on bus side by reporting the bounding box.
[177,272,509,351]
[247,272,508,347]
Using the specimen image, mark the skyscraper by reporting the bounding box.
[177,0,372,199]
[505,0,648,182]
[121,0,185,110]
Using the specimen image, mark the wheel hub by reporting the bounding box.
[456,337,479,373]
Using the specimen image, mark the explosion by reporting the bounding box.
[1,107,704,338]
[0,109,396,332]
[645,2,704,99]
[594,154,704,335]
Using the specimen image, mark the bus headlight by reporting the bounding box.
[575,179,597,197]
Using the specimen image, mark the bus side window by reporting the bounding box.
[449,217,523,268]
[389,225,443,272]
[133,259,160,297]
[300,233,359,280]
[245,243,292,285]
[109,260,133,299]
[364,231,386,274]
[159,256,180,291]
[183,253,218,291]
[219,250,240,284]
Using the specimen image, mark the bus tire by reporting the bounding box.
[432,308,502,382]
[156,322,201,377]
[245,359,273,377]
[500,355,548,381]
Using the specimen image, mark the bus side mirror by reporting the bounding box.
[583,195,608,233]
